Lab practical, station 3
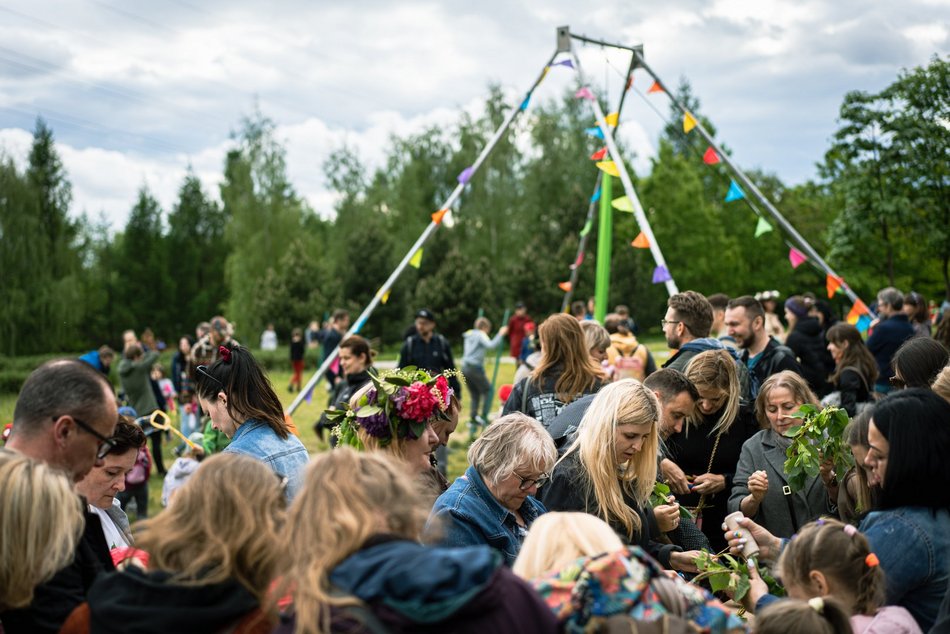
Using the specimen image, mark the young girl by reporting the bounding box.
[755,597,852,634]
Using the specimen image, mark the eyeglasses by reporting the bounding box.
[660,319,681,328]
[196,365,223,389]
[516,472,550,491]
[55,415,116,459]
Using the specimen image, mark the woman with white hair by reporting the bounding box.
[539,379,701,572]
[428,413,557,566]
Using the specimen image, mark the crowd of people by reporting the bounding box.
[2,285,950,634]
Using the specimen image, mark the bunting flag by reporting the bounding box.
[541,67,550,80]
[519,95,531,111]
[590,147,608,160]
[575,87,594,100]
[579,218,593,236]
[846,299,871,324]
[648,81,663,94]
[826,274,843,299]
[626,75,633,91]
[595,161,620,177]
[585,126,605,139]
[304,386,313,404]
[558,281,572,292]
[631,232,650,249]
[611,196,634,212]
[652,265,672,284]
[703,146,720,165]
[754,217,773,238]
[457,166,474,184]
[683,112,698,133]
[590,187,601,203]
[724,180,746,202]
[431,208,448,224]
[380,288,391,304]
[604,112,619,127]
[552,59,574,69]
[569,252,584,270]
[788,247,807,269]
[409,248,423,269]
[855,314,872,334]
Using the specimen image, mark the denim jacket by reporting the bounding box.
[860,506,950,631]
[427,465,546,567]
[224,419,309,500]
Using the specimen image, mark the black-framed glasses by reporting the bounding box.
[517,472,550,491]
[55,415,116,459]
[196,364,223,389]
[660,319,681,328]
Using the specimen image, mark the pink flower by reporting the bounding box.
[400,381,439,422]
[433,375,451,407]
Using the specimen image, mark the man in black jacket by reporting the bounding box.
[867,287,916,395]
[2,359,119,634]
[398,309,461,395]
[725,295,803,399]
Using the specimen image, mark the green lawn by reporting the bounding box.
[0,335,671,517]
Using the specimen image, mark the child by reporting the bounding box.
[289,327,305,392]
[756,597,852,634]
[115,406,152,520]
[162,432,206,506]
[759,518,922,633]
[152,363,177,412]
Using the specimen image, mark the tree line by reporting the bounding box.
[0,56,945,356]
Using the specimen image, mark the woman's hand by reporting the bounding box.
[661,458,691,495]
[726,559,769,612]
[669,550,702,573]
[819,455,838,490]
[748,470,769,502]
[691,472,726,495]
[654,497,681,533]
[722,517,782,562]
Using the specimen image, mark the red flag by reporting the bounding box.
[647,81,663,94]
[569,252,584,270]
[590,147,608,160]
[702,146,720,165]
[625,75,633,91]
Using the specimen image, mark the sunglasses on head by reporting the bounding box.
[196,365,223,390]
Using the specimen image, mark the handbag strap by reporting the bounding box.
[783,485,800,533]
[688,431,723,517]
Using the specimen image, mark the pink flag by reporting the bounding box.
[788,248,807,269]
[575,87,594,100]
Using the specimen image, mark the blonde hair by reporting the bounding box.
[754,371,819,430]
[560,379,659,540]
[532,313,604,403]
[512,512,623,580]
[280,448,428,634]
[467,413,557,486]
[0,450,84,610]
[685,350,741,434]
[134,453,285,606]
[933,364,950,404]
[580,320,611,353]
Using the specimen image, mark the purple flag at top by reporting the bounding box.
[553,59,574,69]
[652,265,672,284]
[457,166,474,185]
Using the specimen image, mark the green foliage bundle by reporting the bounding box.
[693,551,785,603]
[783,404,853,492]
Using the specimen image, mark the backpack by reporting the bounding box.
[125,447,152,486]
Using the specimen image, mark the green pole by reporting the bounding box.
[483,308,511,421]
[594,172,612,323]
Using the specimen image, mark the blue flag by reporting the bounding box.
[724,180,745,202]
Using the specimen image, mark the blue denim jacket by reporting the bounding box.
[428,465,546,567]
[224,419,309,500]
[860,506,950,631]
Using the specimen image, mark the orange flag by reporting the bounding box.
[648,81,663,94]
[631,232,650,249]
[558,281,572,292]
[846,299,870,324]
[826,274,843,299]
[431,208,448,224]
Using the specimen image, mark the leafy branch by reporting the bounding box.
[783,404,853,493]
[692,550,785,603]
[650,481,695,519]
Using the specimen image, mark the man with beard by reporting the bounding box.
[725,296,802,399]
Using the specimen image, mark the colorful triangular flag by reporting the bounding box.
[558,281,572,292]
[380,289,391,304]
[575,87,594,100]
[631,232,650,249]
[826,274,843,299]
[457,166,474,185]
[626,75,633,91]
[846,299,870,324]
[604,112,619,127]
[585,126,604,139]
[431,208,448,224]
[409,248,423,269]
[703,146,720,165]
[541,67,550,81]
[724,180,745,202]
[304,386,313,404]
[652,265,672,284]
[754,217,773,238]
[648,81,663,94]
[569,252,584,270]
[855,314,872,334]
[579,218,593,236]
[552,59,574,69]
[611,196,634,212]
[519,95,531,111]
[683,112,697,133]
[595,161,619,177]
[590,147,608,160]
[590,187,601,204]
[788,247,807,269]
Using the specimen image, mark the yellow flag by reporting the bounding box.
[611,196,634,212]
[604,112,619,127]
[380,289,391,304]
[409,248,423,269]
[683,112,697,133]
[595,161,620,177]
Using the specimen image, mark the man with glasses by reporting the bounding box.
[2,359,118,634]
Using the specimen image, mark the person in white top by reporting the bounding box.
[74,418,147,550]
[260,324,278,351]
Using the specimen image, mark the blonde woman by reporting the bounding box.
[513,512,623,579]
[0,449,84,612]
[539,379,699,572]
[503,313,604,429]
[275,448,558,634]
[61,453,286,634]
[661,349,758,552]
[428,413,557,566]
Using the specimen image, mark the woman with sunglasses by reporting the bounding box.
[427,413,556,566]
[539,379,701,573]
[194,343,308,500]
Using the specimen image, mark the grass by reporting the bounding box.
[0,335,671,517]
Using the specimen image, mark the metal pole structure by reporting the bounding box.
[570,48,680,297]
[594,171,612,322]
[629,51,875,317]
[482,307,511,421]
[287,51,561,416]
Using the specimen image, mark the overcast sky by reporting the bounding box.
[0,0,946,230]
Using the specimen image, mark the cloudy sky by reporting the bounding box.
[0,0,946,230]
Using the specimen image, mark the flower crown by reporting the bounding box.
[325,367,462,450]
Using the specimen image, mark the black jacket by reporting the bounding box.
[785,317,834,396]
[397,333,461,395]
[835,366,872,417]
[741,337,803,399]
[867,314,916,388]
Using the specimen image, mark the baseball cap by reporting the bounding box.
[415,309,436,322]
